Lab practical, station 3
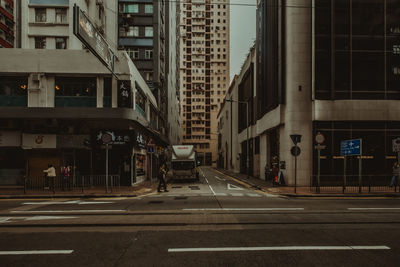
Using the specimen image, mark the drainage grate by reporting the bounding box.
[174,196,188,200]
[189,186,200,190]
[148,200,164,204]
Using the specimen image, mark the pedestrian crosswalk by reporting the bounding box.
[148,192,271,198]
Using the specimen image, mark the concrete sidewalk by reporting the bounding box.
[215,167,400,197]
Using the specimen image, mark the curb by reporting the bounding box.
[0,194,140,199]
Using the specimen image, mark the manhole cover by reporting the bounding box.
[148,201,164,204]
[174,196,188,200]
[189,186,200,190]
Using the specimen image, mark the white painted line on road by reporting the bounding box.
[215,193,228,196]
[214,176,225,181]
[11,210,124,213]
[208,185,217,196]
[227,183,244,191]
[205,178,209,183]
[230,193,244,197]
[348,208,400,210]
[24,216,78,221]
[0,250,74,255]
[22,200,114,205]
[247,193,262,197]
[182,208,305,211]
[168,246,390,253]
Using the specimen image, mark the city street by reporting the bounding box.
[0,167,399,266]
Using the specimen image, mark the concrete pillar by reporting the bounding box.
[281,0,313,186]
[112,76,118,108]
[97,77,104,108]
[260,133,267,180]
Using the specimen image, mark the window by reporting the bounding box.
[127,26,139,37]
[35,8,46,22]
[145,4,153,14]
[145,49,153,59]
[135,86,147,115]
[34,37,46,49]
[127,48,139,59]
[122,4,139,13]
[144,72,153,81]
[55,37,67,49]
[55,8,67,23]
[145,26,153,37]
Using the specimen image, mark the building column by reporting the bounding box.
[97,77,104,108]
[280,0,313,186]
[112,76,118,108]
[259,133,267,180]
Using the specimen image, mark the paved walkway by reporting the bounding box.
[215,167,400,197]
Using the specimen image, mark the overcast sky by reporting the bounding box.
[229,0,257,83]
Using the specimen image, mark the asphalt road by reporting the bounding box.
[0,166,400,266]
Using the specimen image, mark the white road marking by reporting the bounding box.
[168,246,390,253]
[0,250,74,255]
[230,193,244,197]
[0,216,78,224]
[0,217,11,223]
[348,208,400,210]
[11,210,124,213]
[22,200,114,205]
[183,208,304,211]
[247,193,262,197]
[208,185,216,196]
[215,193,228,196]
[227,183,244,191]
[214,176,225,181]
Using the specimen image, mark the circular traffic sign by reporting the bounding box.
[101,133,112,144]
[291,146,301,156]
[315,132,325,144]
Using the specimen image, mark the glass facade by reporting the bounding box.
[315,0,400,100]
[55,77,96,107]
[0,76,28,107]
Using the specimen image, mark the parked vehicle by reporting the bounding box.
[171,145,199,181]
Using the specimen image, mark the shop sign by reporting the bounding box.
[0,131,21,147]
[95,131,132,146]
[22,134,56,149]
[118,80,132,108]
[135,132,146,149]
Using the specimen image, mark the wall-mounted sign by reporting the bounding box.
[95,131,132,146]
[118,80,132,108]
[22,134,56,149]
[135,132,146,149]
[0,131,21,147]
[73,4,115,73]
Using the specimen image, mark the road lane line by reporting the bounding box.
[0,250,74,255]
[182,208,304,211]
[168,246,390,253]
[208,185,216,196]
[11,210,124,213]
[227,184,244,191]
[22,201,114,205]
[214,176,225,181]
[348,208,400,210]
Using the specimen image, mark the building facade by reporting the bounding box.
[180,0,230,166]
[0,0,168,186]
[220,0,400,187]
[0,0,14,48]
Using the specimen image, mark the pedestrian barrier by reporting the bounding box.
[0,175,120,195]
[310,175,399,193]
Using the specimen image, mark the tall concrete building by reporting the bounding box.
[179,0,230,166]
[0,0,14,48]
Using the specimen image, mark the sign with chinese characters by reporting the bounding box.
[95,131,132,146]
[73,4,115,73]
[22,134,56,149]
[135,132,146,149]
[118,80,132,108]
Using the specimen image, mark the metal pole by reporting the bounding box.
[230,96,232,169]
[150,153,153,184]
[317,148,321,194]
[106,144,109,193]
[294,144,298,194]
[246,101,249,178]
[343,156,346,193]
[359,142,362,194]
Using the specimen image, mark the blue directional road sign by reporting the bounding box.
[340,139,362,156]
[147,145,155,153]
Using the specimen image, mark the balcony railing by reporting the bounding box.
[0,95,27,107]
[55,96,96,107]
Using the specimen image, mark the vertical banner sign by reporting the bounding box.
[118,80,132,108]
[73,4,115,73]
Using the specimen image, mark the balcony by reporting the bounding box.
[55,96,96,107]
[0,96,27,107]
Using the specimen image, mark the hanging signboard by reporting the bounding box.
[118,80,132,108]
[73,4,115,73]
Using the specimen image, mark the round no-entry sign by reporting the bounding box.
[291,146,301,156]
[315,132,325,144]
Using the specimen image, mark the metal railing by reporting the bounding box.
[310,175,400,193]
[0,175,120,194]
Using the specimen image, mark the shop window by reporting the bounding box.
[55,77,96,107]
[0,76,28,107]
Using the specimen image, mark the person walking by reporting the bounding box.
[157,161,169,193]
[61,165,71,191]
[390,162,400,187]
[43,164,56,191]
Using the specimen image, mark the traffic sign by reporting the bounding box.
[315,132,325,144]
[393,138,400,152]
[291,146,301,156]
[290,134,302,145]
[147,145,155,153]
[340,139,362,156]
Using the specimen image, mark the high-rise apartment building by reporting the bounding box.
[180,0,230,166]
[0,0,14,48]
